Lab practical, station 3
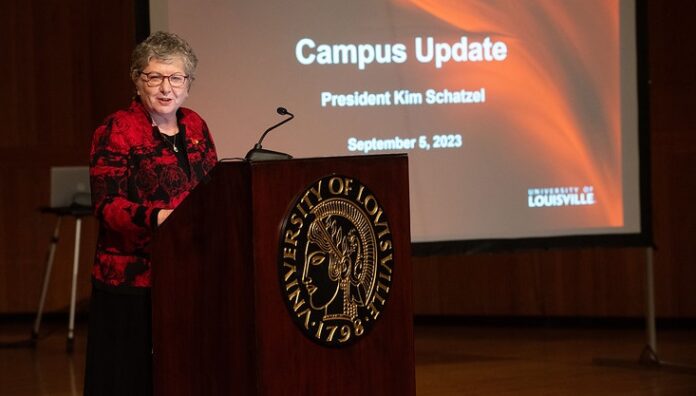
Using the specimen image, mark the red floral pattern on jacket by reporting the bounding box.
[89,100,217,289]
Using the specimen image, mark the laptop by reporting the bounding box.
[50,166,91,208]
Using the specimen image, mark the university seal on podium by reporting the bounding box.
[278,175,395,347]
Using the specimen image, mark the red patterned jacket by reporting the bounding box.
[89,100,217,290]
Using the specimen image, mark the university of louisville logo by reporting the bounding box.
[278,175,394,347]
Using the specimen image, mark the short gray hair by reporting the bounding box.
[130,31,198,82]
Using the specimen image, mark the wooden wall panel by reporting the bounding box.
[2,0,696,319]
[413,248,647,317]
[645,0,696,317]
[0,0,135,314]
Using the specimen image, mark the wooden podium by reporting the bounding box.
[151,155,415,395]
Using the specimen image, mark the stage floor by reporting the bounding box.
[1,320,695,395]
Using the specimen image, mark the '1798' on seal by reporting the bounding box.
[278,175,394,347]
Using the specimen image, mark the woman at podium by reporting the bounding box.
[84,31,217,395]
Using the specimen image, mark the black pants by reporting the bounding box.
[84,287,152,396]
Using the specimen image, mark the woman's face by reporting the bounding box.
[135,57,189,121]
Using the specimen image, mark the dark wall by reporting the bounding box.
[0,1,137,313]
[646,1,696,317]
[1,0,694,318]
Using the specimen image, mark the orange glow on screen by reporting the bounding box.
[404,0,623,226]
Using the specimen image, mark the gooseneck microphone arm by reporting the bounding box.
[254,107,294,149]
[245,107,294,161]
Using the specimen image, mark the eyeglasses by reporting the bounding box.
[140,72,189,88]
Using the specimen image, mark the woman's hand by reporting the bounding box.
[157,209,174,226]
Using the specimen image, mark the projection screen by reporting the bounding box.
[149,0,648,250]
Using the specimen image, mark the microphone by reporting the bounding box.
[245,107,294,161]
